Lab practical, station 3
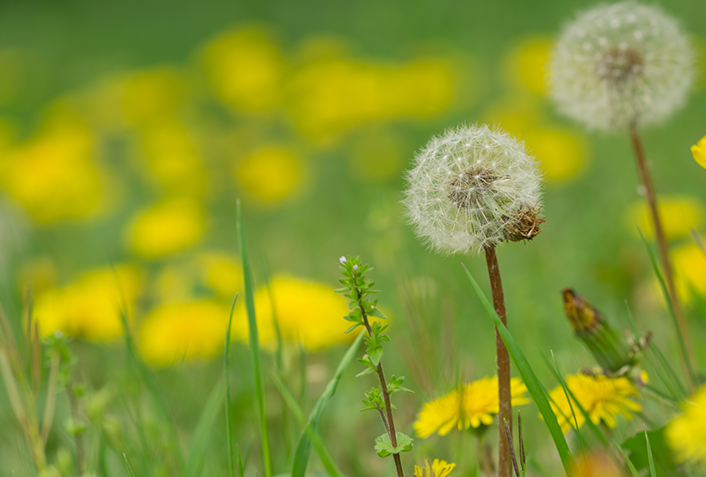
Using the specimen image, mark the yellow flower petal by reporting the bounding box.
[692,136,706,169]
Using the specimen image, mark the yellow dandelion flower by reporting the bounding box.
[504,36,552,96]
[628,196,704,241]
[666,385,706,465]
[234,146,304,204]
[195,252,242,298]
[524,126,586,182]
[672,242,706,303]
[548,374,641,434]
[414,459,456,477]
[692,136,706,169]
[234,275,352,351]
[34,265,142,341]
[199,26,285,112]
[126,197,206,259]
[571,452,622,477]
[120,67,186,126]
[414,376,529,438]
[138,300,230,367]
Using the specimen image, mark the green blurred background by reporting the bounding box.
[0,0,705,475]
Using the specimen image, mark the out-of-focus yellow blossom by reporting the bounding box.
[195,252,242,298]
[504,36,552,96]
[126,197,206,259]
[0,116,108,224]
[482,97,545,138]
[666,385,706,465]
[414,377,529,438]
[524,127,586,182]
[234,275,351,350]
[234,146,304,204]
[349,129,405,181]
[120,67,186,126]
[414,459,456,477]
[34,265,142,341]
[200,26,285,112]
[138,300,230,367]
[673,242,706,303]
[135,120,207,195]
[628,196,704,241]
[548,374,641,433]
[570,452,622,477]
[692,136,706,169]
[288,42,456,145]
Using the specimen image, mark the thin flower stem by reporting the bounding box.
[628,124,695,392]
[355,285,404,477]
[484,245,512,477]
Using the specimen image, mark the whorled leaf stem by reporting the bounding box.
[628,123,695,392]
[484,245,512,477]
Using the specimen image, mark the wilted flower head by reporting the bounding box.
[549,1,694,131]
[403,124,543,256]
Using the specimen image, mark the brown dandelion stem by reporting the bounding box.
[483,245,512,477]
[628,124,695,391]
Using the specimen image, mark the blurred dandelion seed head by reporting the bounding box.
[549,1,694,131]
[402,124,543,256]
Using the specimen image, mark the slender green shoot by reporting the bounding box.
[225,295,239,477]
[236,444,245,477]
[237,200,272,477]
[613,441,640,477]
[462,264,575,476]
[123,454,137,477]
[550,351,585,456]
[645,428,656,477]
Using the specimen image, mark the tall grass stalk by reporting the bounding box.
[225,295,238,477]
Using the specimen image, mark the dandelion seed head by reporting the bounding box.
[549,1,694,131]
[402,124,543,256]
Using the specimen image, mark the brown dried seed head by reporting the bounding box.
[562,288,602,333]
[501,205,546,243]
[595,47,645,85]
[446,167,501,209]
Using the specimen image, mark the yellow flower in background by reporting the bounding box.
[200,26,285,112]
[673,242,706,303]
[234,275,351,350]
[196,252,243,298]
[414,459,456,477]
[548,374,641,433]
[628,196,704,241]
[135,120,207,196]
[570,452,622,477]
[34,265,142,341]
[234,146,304,204]
[138,300,230,367]
[666,385,706,465]
[482,96,545,138]
[126,197,206,258]
[120,67,187,126]
[525,127,586,182]
[348,129,405,181]
[0,115,108,224]
[414,377,528,438]
[504,36,552,96]
[692,135,706,169]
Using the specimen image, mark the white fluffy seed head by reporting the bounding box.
[549,1,694,131]
[402,124,544,256]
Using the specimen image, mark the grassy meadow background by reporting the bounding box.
[0,0,705,475]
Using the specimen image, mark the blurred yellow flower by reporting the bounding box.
[196,252,243,298]
[234,275,351,350]
[548,374,641,433]
[200,26,285,112]
[120,67,187,126]
[504,36,552,96]
[0,116,108,224]
[126,197,206,258]
[692,135,706,169]
[666,385,706,465]
[482,97,545,138]
[570,452,622,477]
[525,127,586,182]
[34,265,142,341]
[234,146,304,204]
[673,242,706,302]
[414,459,456,477]
[138,300,230,367]
[414,376,529,438]
[628,196,704,241]
[135,120,207,196]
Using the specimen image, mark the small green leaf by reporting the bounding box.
[374,432,414,458]
[368,346,383,367]
[368,308,387,319]
[355,367,376,378]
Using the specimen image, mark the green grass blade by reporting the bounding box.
[237,200,273,477]
[225,295,239,477]
[462,264,575,476]
[186,379,226,477]
[123,454,137,477]
[645,428,656,477]
[549,351,585,455]
[613,441,640,477]
[236,444,245,477]
[271,372,345,477]
[292,331,365,477]
[638,229,697,388]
